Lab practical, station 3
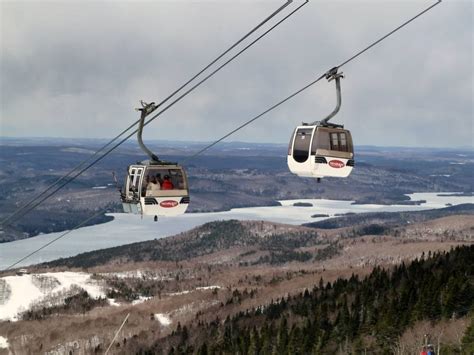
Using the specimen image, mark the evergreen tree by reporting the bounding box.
[276,316,289,355]
[197,342,208,355]
[461,315,474,354]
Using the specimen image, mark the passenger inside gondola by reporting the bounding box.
[140,168,186,195]
[161,175,174,190]
[142,175,150,196]
[156,173,163,186]
[146,176,161,196]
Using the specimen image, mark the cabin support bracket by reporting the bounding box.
[307,67,344,128]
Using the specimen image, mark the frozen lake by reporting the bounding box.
[1,192,472,269]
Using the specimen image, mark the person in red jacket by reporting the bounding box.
[161,175,174,190]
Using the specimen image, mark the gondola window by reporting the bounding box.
[330,132,349,152]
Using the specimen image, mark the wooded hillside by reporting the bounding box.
[138,245,474,354]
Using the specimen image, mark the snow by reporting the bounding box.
[0,336,9,349]
[1,192,473,269]
[0,272,105,321]
[100,270,170,281]
[92,186,107,189]
[196,286,221,290]
[102,270,146,279]
[154,313,172,326]
[167,286,220,296]
[167,290,190,296]
[131,296,152,305]
[108,298,120,307]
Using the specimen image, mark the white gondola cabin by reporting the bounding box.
[287,125,354,178]
[287,67,354,180]
[122,163,189,217]
[119,101,190,220]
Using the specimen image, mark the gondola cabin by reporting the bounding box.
[287,125,354,178]
[121,163,190,217]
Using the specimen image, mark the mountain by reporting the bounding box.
[138,245,474,354]
[1,139,472,242]
[41,220,331,269]
[1,207,472,354]
[39,204,473,270]
[304,203,474,230]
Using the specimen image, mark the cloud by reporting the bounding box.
[1,0,472,148]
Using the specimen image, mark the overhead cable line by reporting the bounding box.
[0,0,304,227]
[1,2,309,270]
[183,0,442,161]
[4,208,107,270]
[2,0,440,270]
[0,0,293,226]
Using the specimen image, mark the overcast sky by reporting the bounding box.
[1,0,472,148]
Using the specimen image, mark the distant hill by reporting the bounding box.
[1,140,472,241]
[40,204,474,270]
[304,203,474,230]
[42,220,331,269]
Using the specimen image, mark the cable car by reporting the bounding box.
[120,101,190,219]
[287,68,354,180]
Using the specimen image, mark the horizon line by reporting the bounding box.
[0,135,473,151]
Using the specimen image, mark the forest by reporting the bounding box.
[133,245,474,354]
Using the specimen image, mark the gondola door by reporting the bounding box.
[126,166,144,199]
[287,126,317,178]
[292,127,314,163]
[123,165,144,214]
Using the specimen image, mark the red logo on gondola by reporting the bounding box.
[329,160,345,168]
[160,200,179,208]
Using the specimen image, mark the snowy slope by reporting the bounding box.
[0,272,104,321]
[0,336,8,349]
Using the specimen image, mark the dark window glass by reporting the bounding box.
[293,128,313,163]
[330,133,339,150]
[339,133,348,152]
[327,132,349,152]
[311,129,330,154]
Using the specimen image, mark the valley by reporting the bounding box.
[0,139,472,242]
[0,205,472,354]
[0,139,473,354]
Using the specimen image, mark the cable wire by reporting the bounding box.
[337,0,442,69]
[183,0,442,160]
[4,208,107,270]
[0,2,308,270]
[0,0,302,227]
[2,0,441,270]
[183,73,326,163]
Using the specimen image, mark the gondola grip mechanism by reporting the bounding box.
[136,100,161,163]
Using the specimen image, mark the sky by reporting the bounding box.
[0,0,472,148]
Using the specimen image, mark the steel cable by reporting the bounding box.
[2,0,440,270]
[0,0,301,227]
[184,0,442,160]
[1,1,308,270]
[2,0,442,270]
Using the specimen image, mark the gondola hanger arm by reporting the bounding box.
[307,67,344,128]
[136,101,161,162]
